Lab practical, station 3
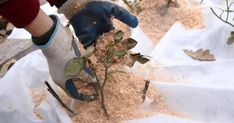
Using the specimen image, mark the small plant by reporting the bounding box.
[65,30,150,117]
[160,0,180,16]
[208,0,234,45]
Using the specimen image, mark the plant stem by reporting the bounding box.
[210,8,234,28]
[44,81,76,115]
[89,65,109,118]
[102,66,109,89]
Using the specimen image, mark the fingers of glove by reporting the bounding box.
[65,79,95,101]
[86,1,138,28]
[70,11,114,48]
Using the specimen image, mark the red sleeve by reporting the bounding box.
[0,0,40,28]
[47,0,59,6]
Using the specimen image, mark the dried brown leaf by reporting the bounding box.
[183,48,216,61]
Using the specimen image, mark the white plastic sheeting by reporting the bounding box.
[128,0,234,123]
[0,50,73,123]
[0,0,234,123]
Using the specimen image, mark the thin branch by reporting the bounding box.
[210,8,234,28]
[88,64,109,118]
[102,66,109,89]
[44,81,76,115]
[226,0,229,21]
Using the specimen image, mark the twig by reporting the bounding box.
[44,81,76,115]
[88,64,109,118]
[101,46,112,89]
[210,8,234,28]
[210,0,234,28]
[142,80,150,102]
[102,66,109,89]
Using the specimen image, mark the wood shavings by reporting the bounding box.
[68,29,177,123]
[183,48,216,61]
[30,29,179,123]
[32,89,48,119]
[138,0,205,44]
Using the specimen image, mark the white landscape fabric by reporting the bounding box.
[0,0,233,123]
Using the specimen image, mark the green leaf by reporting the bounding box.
[65,58,86,76]
[82,45,95,58]
[123,38,137,50]
[113,50,127,57]
[114,30,124,43]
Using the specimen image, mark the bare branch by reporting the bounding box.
[210,8,234,28]
[44,81,76,115]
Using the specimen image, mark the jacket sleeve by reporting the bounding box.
[47,0,67,8]
[0,0,40,28]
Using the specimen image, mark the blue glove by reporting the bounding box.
[70,1,138,48]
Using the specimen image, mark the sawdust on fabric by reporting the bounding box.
[31,30,180,123]
[67,30,176,123]
[138,0,204,44]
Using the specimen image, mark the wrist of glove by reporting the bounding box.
[58,0,139,49]
[33,15,97,101]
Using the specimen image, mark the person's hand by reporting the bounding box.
[69,1,138,48]
[34,15,97,101]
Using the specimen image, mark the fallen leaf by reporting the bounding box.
[227,31,234,45]
[183,48,216,61]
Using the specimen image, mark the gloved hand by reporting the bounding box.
[33,15,97,101]
[60,1,138,48]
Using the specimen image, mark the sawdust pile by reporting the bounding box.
[67,30,176,123]
[138,0,204,44]
[31,30,177,123]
